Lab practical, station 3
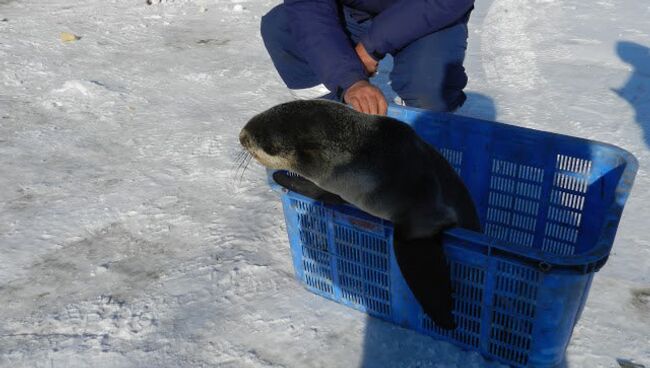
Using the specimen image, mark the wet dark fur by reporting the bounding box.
[241,100,481,329]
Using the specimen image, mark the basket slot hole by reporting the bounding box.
[547,206,582,227]
[514,198,539,216]
[544,222,579,243]
[292,199,330,218]
[518,165,545,182]
[299,231,328,251]
[556,154,592,174]
[554,172,589,193]
[422,263,484,348]
[304,274,333,295]
[302,245,330,265]
[550,190,585,211]
[490,176,516,192]
[487,159,544,249]
[335,226,389,257]
[440,148,463,175]
[298,214,327,234]
[488,262,540,365]
[542,239,575,255]
[335,242,389,271]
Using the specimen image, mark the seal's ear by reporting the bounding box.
[393,228,456,330]
[272,171,348,206]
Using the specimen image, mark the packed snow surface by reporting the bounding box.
[0,0,649,367]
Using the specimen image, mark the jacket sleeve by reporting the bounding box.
[284,0,368,93]
[359,0,474,59]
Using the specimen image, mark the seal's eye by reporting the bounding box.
[264,143,280,156]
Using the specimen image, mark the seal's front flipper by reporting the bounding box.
[272,171,348,206]
[393,232,456,330]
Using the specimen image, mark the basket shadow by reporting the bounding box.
[613,41,650,148]
[360,315,506,367]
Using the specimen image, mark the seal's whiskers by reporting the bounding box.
[228,148,253,194]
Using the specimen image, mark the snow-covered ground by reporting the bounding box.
[0,0,648,367]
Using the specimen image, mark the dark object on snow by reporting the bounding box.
[618,358,646,368]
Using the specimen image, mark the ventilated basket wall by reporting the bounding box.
[269,106,637,368]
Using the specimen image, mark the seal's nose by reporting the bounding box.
[239,129,251,149]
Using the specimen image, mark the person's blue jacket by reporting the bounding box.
[284,0,474,94]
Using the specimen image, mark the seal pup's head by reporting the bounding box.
[239,100,372,184]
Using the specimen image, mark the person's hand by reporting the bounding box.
[355,43,378,76]
[344,80,388,115]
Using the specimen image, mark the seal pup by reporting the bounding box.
[239,99,481,329]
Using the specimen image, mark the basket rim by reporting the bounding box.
[387,104,639,172]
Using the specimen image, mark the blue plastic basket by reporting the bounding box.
[267,105,638,367]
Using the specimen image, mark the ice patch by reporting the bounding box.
[53,80,117,98]
[183,72,213,83]
[2,71,24,87]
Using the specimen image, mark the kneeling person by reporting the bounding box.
[260,0,474,115]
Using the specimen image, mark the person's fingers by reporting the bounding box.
[366,95,379,115]
[344,81,387,115]
[378,94,388,115]
[358,97,370,114]
[349,97,362,113]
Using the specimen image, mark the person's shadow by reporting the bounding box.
[456,92,498,122]
[373,55,497,122]
[613,41,650,147]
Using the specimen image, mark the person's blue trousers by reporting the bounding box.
[260,5,470,112]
